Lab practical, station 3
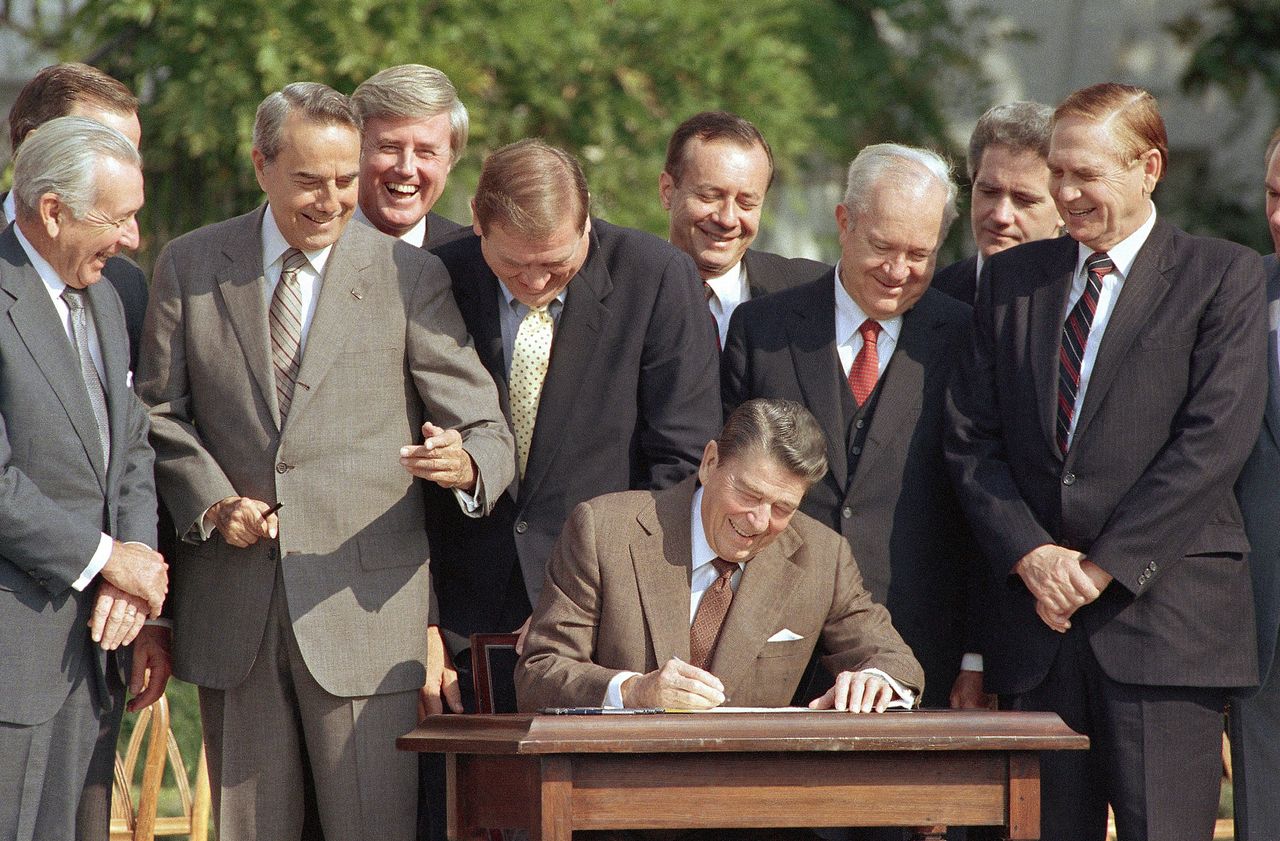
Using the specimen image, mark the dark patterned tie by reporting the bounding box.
[1056,252,1114,454]
[703,281,721,351]
[847,319,882,404]
[689,558,738,670]
[62,288,111,469]
[269,248,308,423]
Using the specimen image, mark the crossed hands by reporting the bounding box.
[90,540,167,651]
[1015,544,1113,632]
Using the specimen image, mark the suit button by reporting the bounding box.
[515,521,528,534]
[851,446,862,456]
[855,419,865,429]
[276,462,290,474]
[842,507,853,519]
[1062,472,1076,486]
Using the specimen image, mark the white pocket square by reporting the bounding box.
[766,629,804,643]
[126,371,134,388]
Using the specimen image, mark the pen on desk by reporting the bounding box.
[538,707,664,715]
[261,502,284,521]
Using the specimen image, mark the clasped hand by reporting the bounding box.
[400,422,477,492]
[1015,544,1112,632]
[91,540,168,650]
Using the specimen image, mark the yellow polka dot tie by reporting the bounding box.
[509,305,555,478]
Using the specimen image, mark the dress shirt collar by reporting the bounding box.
[353,204,427,247]
[975,252,986,281]
[2,190,15,223]
[1072,200,1157,281]
[261,204,335,277]
[13,219,70,301]
[497,280,568,318]
[703,259,748,311]
[690,485,744,575]
[833,260,904,347]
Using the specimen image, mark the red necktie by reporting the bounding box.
[847,319,881,404]
[1056,252,1113,454]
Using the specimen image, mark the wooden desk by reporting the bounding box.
[399,710,1087,841]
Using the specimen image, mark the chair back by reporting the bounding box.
[470,633,522,714]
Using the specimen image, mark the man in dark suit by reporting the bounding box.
[0,117,169,841]
[933,102,1062,306]
[1230,125,1280,841]
[137,83,512,841]
[723,143,982,715]
[425,138,721,694]
[660,111,826,345]
[518,397,923,714]
[946,83,1266,841]
[351,64,468,249]
[4,62,149,368]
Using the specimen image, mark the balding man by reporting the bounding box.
[933,101,1062,306]
[947,83,1266,841]
[660,111,826,346]
[0,117,168,841]
[723,144,981,718]
[4,62,149,367]
[351,63,469,248]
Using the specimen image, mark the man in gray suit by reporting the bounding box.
[350,64,468,250]
[1230,124,1280,841]
[0,117,169,841]
[660,111,826,345]
[136,83,513,841]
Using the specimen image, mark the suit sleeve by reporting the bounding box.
[135,242,239,537]
[515,501,621,710]
[405,254,515,515]
[944,263,1057,575]
[636,251,721,489]
[1086,248,1267,592]
[819,535,925,697]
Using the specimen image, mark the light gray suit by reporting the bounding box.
[1231,253,1280,840]
[136,207,513,840]
[0,223,158,841]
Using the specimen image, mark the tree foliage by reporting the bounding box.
[7,0,993,264]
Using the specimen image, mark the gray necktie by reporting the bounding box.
[62,287,111,469]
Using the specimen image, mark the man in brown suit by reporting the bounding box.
[517,398,922,712]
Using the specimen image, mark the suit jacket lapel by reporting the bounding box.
[709,527,802,699]
[786,272,848,492]
[1071,221,1175,446]
[213,209,276,427]
[851,297,938,491]
[1029,239,1078,459]
[1261,256,1280,452]
[0,231,109,487]
[285,229,369,428]
[520,226,610,500]
[451,258,508,406]
[632,479,697,664]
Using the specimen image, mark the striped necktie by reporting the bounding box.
[1056,251,1113,453]
[270,248,308,423]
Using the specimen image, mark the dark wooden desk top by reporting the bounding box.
[398,710,1088,755]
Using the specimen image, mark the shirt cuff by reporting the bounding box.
[144,618,174,629]
[72,533,115,592]
[861,668,916,709]
[603,671,643,708]
[960,652,984,672]
[454,487,482,518]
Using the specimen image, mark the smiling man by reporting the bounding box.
[351,64,468,249]
[934,101,1063,305]
[946,83,1266,841]
[424,138,721,712]
[516,397,922,715]
[722,144,980,721]
[136,82,512,841]
[660,112,826,346]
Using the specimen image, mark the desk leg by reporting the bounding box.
[531,756,572,841]
[1005,752,1040,841]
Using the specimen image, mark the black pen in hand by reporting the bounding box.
[261,502,284,522]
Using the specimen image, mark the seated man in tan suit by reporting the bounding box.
[517,397,922,713]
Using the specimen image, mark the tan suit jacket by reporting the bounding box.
[137,207,514,698]
[516,477,923,710]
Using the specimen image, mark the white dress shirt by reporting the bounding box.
[704,260,750,348]
[1061,203,1158,450]
[833,261,901,380]
[261,208,331,354]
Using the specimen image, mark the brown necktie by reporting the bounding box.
[269,248,308,423]
[689,558,738,670]
[847,318,881,404]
